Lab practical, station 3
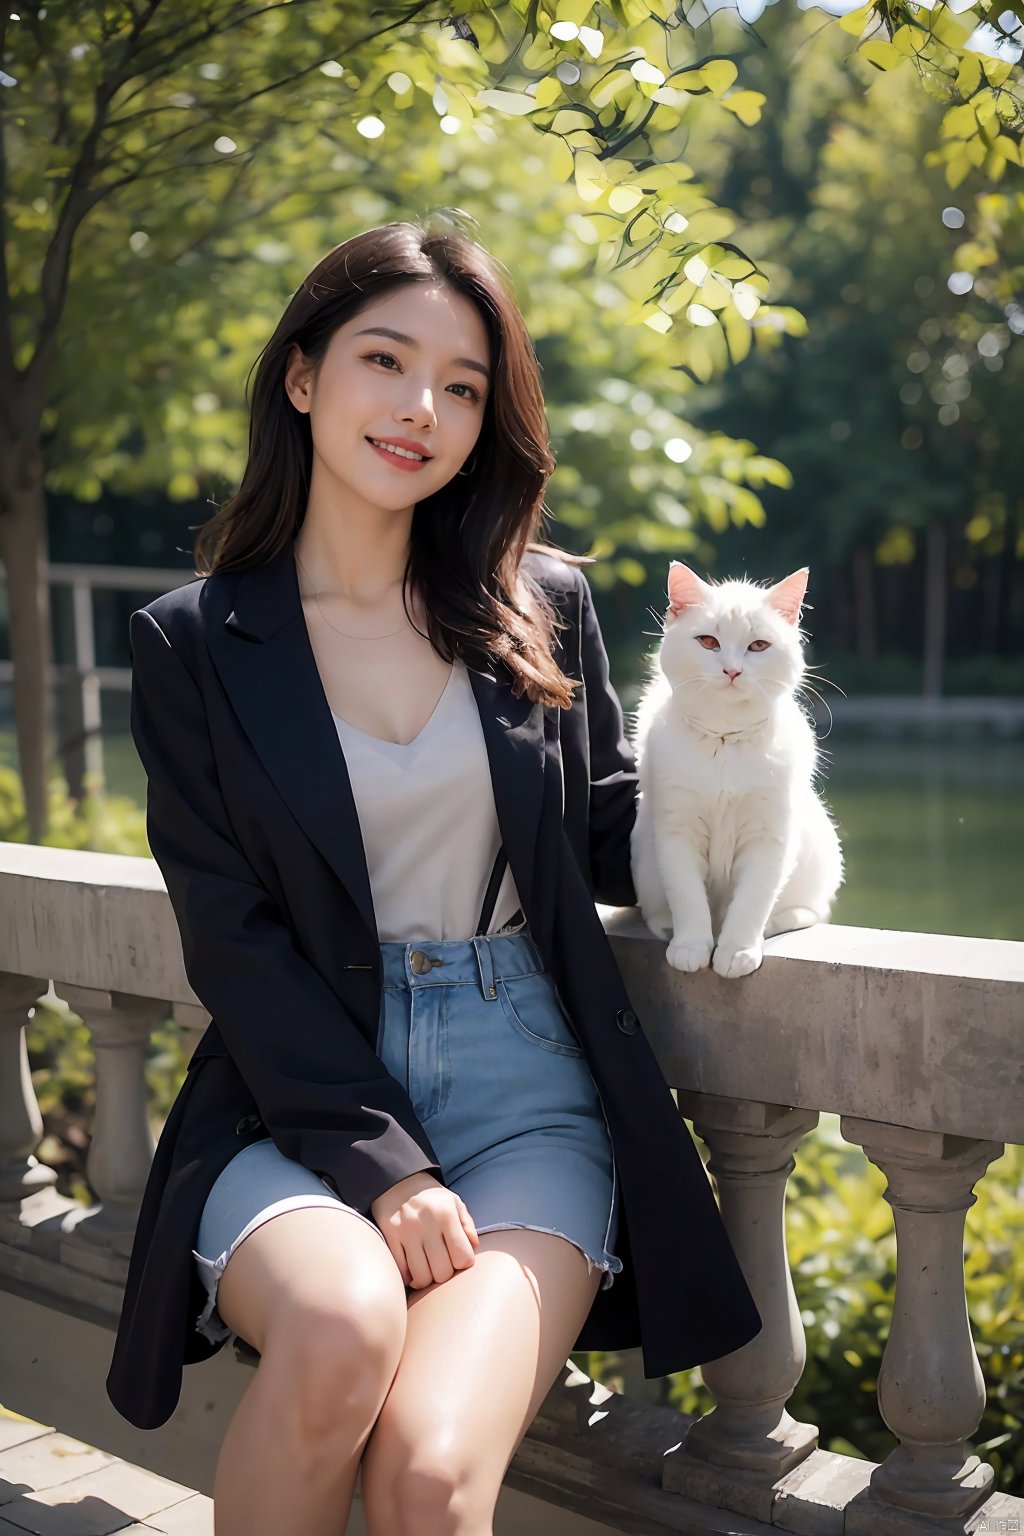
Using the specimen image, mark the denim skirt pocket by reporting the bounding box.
[496,970,584,1056]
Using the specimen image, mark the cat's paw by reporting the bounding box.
[666,936,714,972]
[712,942,763,979]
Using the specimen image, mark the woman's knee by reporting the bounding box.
[380,1447,492,1536]
[263,1295,409,1444]
[213,1206,408,1440]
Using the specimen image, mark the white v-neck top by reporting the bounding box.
[330,657,524,943]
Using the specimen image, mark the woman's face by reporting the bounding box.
[285,282,491,508]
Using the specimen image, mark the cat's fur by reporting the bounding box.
[629,561,843,978]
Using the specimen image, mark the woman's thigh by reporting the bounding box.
[215,1203,407,1359]
[359,1226,603,1529]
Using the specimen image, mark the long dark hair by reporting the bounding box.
[194,215,590,709]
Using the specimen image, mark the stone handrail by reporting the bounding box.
[1,839,1021,1535]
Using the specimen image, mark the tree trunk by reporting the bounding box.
[0,448,54,843]
[994,503,1020,655]
[922,521,947,700]
[851,545,877,659]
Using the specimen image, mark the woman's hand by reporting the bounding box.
[370,1171,480,1289]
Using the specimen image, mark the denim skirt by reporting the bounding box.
[192,929,623,1345]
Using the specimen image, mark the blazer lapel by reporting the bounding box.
[206,538,547,946]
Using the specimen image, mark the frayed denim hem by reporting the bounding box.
[474,1221,623,1291]
[192,1247,235,1345]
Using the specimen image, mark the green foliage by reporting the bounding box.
[0,765,148,854]
[677,0,1023,644]
[9,0,1022,622]
[0,0,810,578]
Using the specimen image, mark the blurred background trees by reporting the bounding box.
[4,0,1022,835]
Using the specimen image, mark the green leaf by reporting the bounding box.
[942,103,978,140]
[839,3,874,33]
[946,149,972,188]
[955,54,983,96]
[700,59,739,95]
[721,90,767,126]
[859,39,902,70]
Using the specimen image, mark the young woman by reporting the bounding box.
[105,217,762,1535]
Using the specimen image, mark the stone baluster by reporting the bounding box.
[0,974,56,1204]
[841,1117,1003,1523]
[667,1094,820,1489]
[58,985,167,1254]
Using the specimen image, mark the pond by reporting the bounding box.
[820,737,1022,943]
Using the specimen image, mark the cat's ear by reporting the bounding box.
[765,567,809,626]
[666,561,710,615]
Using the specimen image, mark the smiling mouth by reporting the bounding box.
[365,437,432,464]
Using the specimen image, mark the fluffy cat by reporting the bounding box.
[629,561,844,979]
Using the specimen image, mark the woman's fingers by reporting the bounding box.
[458,1194,480,1247]
[389,1188,481,1290]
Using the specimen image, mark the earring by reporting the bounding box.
[457,452,478,477]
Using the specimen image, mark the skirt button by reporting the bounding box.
[615,1008,640,1035]
[410,950,433,974]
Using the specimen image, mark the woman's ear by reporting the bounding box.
[284,344,314,415]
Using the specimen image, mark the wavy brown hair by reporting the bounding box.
[194,214,590,709]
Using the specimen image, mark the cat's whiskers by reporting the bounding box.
[794,680,834,738]
[801,664,847,698]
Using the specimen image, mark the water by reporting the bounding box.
[819,738,1022,942]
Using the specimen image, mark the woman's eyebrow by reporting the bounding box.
[352,325,491,383]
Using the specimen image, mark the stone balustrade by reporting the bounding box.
[1,839,1022,1536]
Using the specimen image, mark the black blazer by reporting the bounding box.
[105,537,761,1430]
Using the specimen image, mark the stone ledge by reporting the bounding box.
[602,913,1024,1145]
[658,1442,1024,1536]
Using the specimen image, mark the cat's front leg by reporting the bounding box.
[656,827,715,972]
[713,832,791,979]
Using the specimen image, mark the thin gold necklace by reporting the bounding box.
[295,547,414,641]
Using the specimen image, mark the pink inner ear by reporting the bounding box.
[766,569,809,626]
[667,562,707,614]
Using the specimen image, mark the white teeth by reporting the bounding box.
[369,438,426,462]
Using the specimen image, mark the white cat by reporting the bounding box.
[629,561,844,979]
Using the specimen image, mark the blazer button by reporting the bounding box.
[235,1114,263,1135]
[616,1008,640,1035]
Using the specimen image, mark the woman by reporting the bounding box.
[106,216,762,1535]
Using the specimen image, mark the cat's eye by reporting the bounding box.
[747,639,771,652]
[695,635,720,650]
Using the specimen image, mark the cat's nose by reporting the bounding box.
[723,667,742,681]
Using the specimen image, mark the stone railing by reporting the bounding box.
[1,839,1022,1536]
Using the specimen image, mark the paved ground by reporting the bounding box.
[0,1408,212,1536]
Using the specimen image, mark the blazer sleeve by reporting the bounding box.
[576,570,640,908]
[128,607,445,1216]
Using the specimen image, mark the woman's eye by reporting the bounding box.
[747,639,771,652]
[365,352,480,402]
[696,635,720,650]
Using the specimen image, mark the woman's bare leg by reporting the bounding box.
[209,1205,408,1536]
[360,1228,604,1536]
